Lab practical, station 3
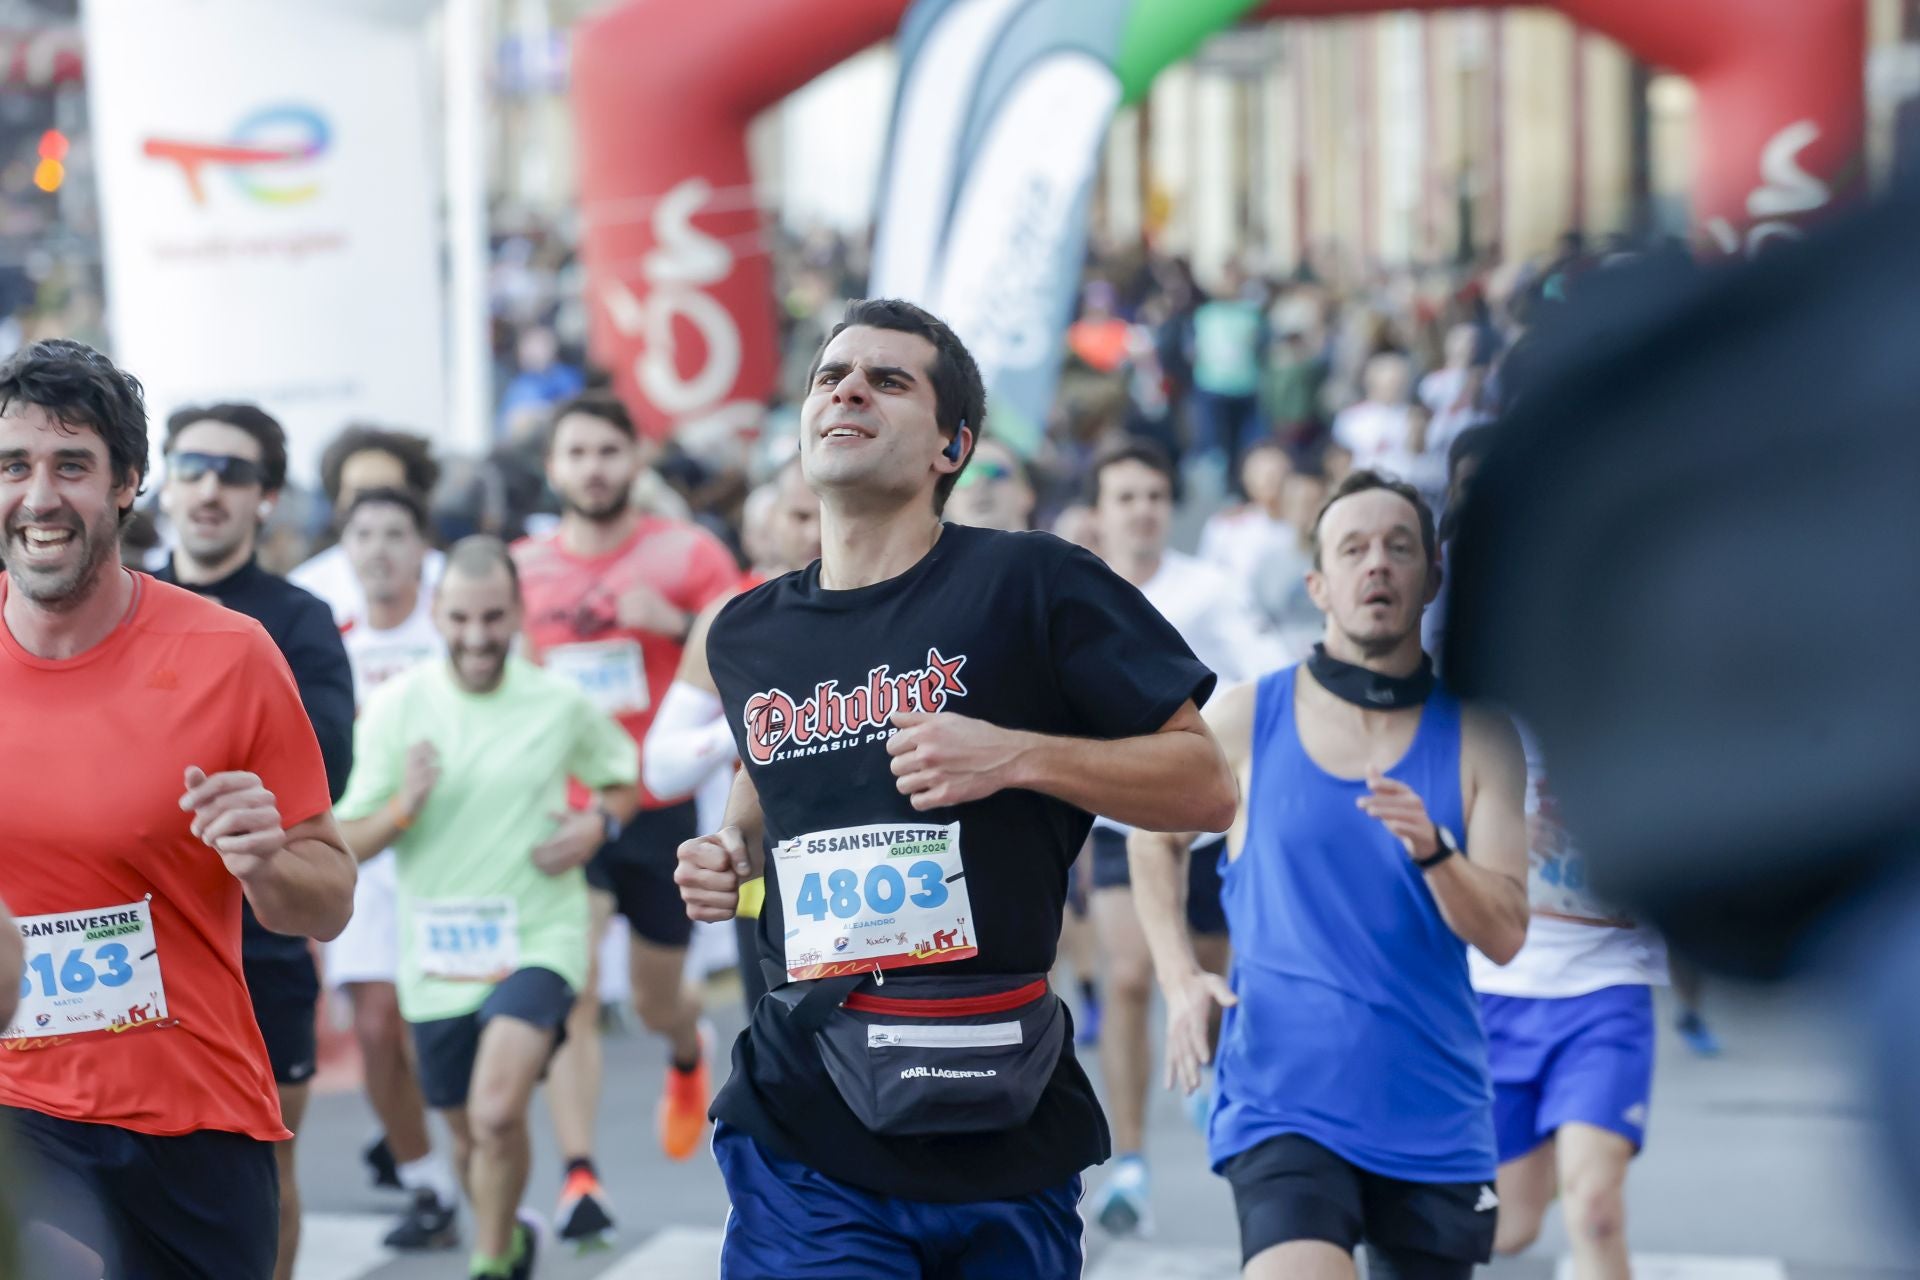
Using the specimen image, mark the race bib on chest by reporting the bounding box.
[351,639,440,697]
[4,901,170,1043]
[414,899,518,983]
[546,639,649,717]
[1529,775,1626,923]
[774,822,978,981]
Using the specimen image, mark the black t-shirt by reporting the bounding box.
[706,523,1215,1201]
[157,557,353,979]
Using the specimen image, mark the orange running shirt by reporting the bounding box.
[0,572,333,1140]
[514,517,738,809]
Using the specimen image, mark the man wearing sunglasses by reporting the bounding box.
[943,438,1035,534]
[153,402,355,1280]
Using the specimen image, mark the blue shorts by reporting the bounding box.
[1480,983,1655,1164]
[712,1122,1083,1279]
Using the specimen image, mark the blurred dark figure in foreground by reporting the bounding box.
[1442,194,1920,1221]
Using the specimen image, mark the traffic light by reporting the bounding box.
[34,130,68,193]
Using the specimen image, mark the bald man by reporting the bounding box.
[336,538,640,1280]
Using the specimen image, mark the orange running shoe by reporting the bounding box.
[554,1165,615,1249]
[657,1026,712,1161]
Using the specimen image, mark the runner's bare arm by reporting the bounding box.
[1130,684,1254,1092]
[181,766,355,938]
[886,700,1237,833]
[340,810,403,863]
[1363,708,1529,963]
[532,784,641,876]
[592,783,641,827]
[1435,708,1530,961]
[237,810,358,940]
[0,895,21,1033]
[338,741,440,862]
[721,765,765,863]
[675,768,766,922]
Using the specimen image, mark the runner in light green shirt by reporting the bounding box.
[336,538,640,1279]
[336,654,638,1022]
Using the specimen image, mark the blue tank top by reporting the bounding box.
[1209,665,1496,1182]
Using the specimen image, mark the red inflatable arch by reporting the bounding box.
[571,0,1863,439]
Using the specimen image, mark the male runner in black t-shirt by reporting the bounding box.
[152,402,353,1280]
[677,298,1238,1278]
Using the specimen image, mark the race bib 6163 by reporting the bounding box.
[5,900,169,1042]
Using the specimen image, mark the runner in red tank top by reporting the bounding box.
[508,391,737,1244]
[646,459,821,1018]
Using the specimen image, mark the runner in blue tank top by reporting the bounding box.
[1132,470,1530,1280]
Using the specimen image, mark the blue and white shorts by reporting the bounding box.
[1480,983,1655,1164]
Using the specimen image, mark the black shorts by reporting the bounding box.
[1222,1134,1497,1277]
[244,953,320,1087]
[585,800,698,947]
[3,1105,279,1280]
[1089,827,1229,936]
[408,966,576,1110]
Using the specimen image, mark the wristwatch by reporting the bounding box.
[594,804,622,845]
[1416,824,1461,870]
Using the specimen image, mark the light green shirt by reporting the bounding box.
[336,657,639,1022]
[1191,299,1265,397]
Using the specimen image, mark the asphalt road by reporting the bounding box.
[294,970,1920,1279]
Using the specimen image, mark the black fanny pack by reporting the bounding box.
[767,965,1066,1138]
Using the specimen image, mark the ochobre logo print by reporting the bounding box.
[743,649,967,765]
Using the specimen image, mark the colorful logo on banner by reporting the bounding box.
[143,104,331,206]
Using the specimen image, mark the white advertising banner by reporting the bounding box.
[83,0,444,484]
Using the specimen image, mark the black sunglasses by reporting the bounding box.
[170,451,267,488]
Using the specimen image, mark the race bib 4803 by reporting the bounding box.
[5,900,170,1043]
[774,822,978,981]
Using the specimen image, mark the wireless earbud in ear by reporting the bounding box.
[257,502,273,520]
[944,420,968,464]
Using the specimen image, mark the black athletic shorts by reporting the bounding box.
[585,800,698,947]
[1222,1134,1498,1278]
[1089,827,1229,936]
[3,1105,279,1280]
[244,952,320,1087]
[408,966,576,1110]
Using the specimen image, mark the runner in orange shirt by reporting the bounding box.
[509,390,739,1245]
[0,339,356,1280]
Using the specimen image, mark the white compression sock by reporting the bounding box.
[398,1152,460,1204]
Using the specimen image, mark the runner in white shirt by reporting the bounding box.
[1438,427,1663,1280]
[1330,353,1415,474]
[1471,744,1667,1280]
[291,426,447,629]
[328,487,462,1250]
[1197,441,1294,584]
[1417,324,1493,468]
[1082,440,1279,1237]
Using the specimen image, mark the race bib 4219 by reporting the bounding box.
[5,900,169,1043]
[773,822,978,981]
